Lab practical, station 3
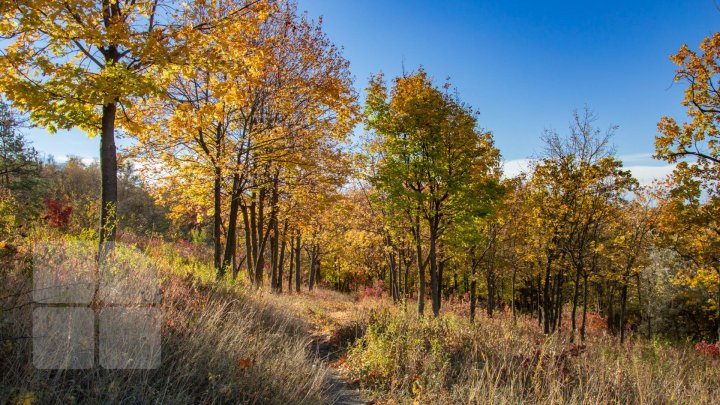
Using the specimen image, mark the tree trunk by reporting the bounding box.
[716,270,720,342]
[486,264,495,317]
[277,219,287,293]
[288,234,294,293]
[212,167,222,274]
[294,232,301,293]
[580,273,588,341]
[537,272,543,327]
[308,245,316,291]
[437,262,443,308]
[254,189,265,286]
[571,264,582,341]
[404,254,410,300]
[607,284,616,335]
[511,267,517,324]
[221,174,242,279]
[269,179,279,290]
[99,101,118,252]
[553,267,564,332]
[414,215,425,316]
[543,255,554,334]
[620,279,628,343]
[241,203,254,283]
[470,264,477,323]
[429,225,440,317]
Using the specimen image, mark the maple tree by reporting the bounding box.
[656,33,720,341]
[0,0,266,251]
[365,69,501,316]
[128,1,357,282]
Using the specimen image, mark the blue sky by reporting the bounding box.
[26,0,720,183]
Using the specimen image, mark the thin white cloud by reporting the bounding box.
[502,156,675,186]
[502,158,534,179]
[625,164,675,186]
[618,153,654,163]
[52,155,97,166]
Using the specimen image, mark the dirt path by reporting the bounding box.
[259,289,370,404]
[302,294,369,404]
[310,335,367,405]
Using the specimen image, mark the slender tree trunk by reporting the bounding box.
[249,197,259,282]
[212,166,222,272]
[437,244,444,311]
[554,267,564,332]
[294,232,301,293]
[404,255,410,300]
[511,267,517,324]
[716,269,720,342]
[470,261,478,323]
[99,101,118,251]
[254,189,265,286]
[486,264,495,317]
[414,214,425,316]
[607,284,616,335]
[580,273,588,341]
[221,175,242,279]
[571,264,582,341]
[537,272,543,327]
[277,219,287,293]
[241,204,254,283]
[429,224,440,317]
[288,236,294,294]
[636,273,648,339]
[543,255,554,334]
[269,179,279,290]
[308,245,316,291]
[620,278,628,343]
[386,234,398,303]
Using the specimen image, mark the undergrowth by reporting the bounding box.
[343,307,720,404]
[0,231,331,404]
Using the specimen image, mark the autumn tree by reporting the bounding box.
[128,1,357,282]
[656,32,720,341]
[0,101,39,190]
[365,69,500,316]
[606,193,657,342]
[527,108,635,335]
[1,1,156,248]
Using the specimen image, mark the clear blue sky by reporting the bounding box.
[27,0,720,181]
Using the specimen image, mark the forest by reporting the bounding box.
[1,1,720,404]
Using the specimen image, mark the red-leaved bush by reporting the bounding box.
[358,279,385,301]
[42,198,73,228]
[695,341,720,358]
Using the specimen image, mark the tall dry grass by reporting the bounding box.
[0,233,334,404]
[343,306,720,404]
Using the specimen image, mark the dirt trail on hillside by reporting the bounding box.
[258,289,370,404]
[302,295,369,405]
[310,335,366,405]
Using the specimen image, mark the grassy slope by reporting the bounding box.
[3,234,720,404]
[0,235,338,404]
[341,303,720,404]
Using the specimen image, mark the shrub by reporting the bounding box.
[695,341,720,358]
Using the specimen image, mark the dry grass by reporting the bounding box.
[0,235,333,404]
[4,231,720,404]
[342,304,720,404]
